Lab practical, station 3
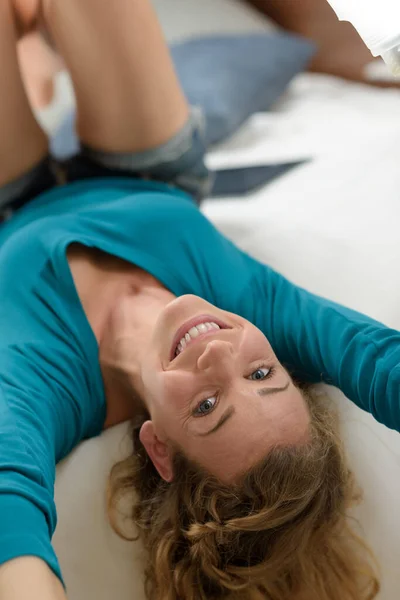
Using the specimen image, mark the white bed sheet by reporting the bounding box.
[49,2,400,598]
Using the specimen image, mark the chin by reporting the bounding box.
[164,294,213,315]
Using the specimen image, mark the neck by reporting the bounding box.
[102,361,148,429]
[67,245,174,427]
[100,283,175,428]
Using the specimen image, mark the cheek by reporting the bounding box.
[272,391,311,442]
[239,324,278,364]
[145,371,193,429]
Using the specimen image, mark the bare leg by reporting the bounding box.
[247,0,400,85]
[42,0,190,153]
[0,0,48,187]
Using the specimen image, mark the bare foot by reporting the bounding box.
[17,32,63,109]
[12,0,41,36]
[248,0,400,86]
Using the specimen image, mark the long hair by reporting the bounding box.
[107,388,379,600]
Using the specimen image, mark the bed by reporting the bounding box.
[44,1,400,598]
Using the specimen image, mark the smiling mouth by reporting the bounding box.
[170,315,230,361]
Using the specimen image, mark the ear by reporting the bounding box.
[139,421,174,482]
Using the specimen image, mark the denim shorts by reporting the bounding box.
[0,108,212,223]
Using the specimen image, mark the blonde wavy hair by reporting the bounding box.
[107,387,380,600]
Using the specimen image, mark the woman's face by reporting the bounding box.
[137,295,311,483]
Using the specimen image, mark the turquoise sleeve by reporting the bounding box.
[0,382,63,583]
[255,263,400,431]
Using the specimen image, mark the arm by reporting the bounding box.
[182,208,400,431]
[0,558,66,600]
[255,262,400,431]
[0,378,64,593]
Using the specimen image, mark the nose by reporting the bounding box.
[197,339,236,373]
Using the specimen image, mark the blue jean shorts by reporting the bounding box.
[0,108,212,223]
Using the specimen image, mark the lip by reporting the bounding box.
[170,314,230,362]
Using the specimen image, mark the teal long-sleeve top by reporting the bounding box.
[0,177,399,584]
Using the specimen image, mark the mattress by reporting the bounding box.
[45,1,400,598]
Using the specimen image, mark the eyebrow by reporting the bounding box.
[257,380,290,397]
[198,406,235,437]
[199,380,291,437]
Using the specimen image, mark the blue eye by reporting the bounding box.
[193,395,218,417]
[249,367,271,381]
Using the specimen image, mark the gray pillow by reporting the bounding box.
[51,33,315,158]
[170,33,315,146]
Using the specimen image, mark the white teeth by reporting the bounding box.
[175,321,222,357]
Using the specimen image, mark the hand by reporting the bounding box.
[0,557,67,600]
